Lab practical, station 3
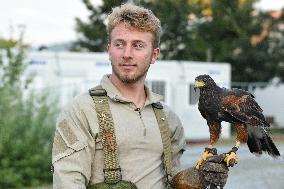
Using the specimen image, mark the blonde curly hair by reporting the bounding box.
[107,3,161,48]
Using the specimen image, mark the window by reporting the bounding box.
[146,80,166,100]
[189,83,200,105]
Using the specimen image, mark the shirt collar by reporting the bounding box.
[100,74,163,106]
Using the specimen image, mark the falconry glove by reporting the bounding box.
[171,149,229,189]
[199,153,229,189]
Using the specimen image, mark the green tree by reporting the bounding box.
[74,0,284,82]
[0,37,58,188]
[72,0,127,51]
[266,8,284,82]
[141,0,192,60]
[162,0,284,82]
[72,0,192,60]
[187,0,282,82]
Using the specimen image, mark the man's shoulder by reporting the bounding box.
[62,92,93,113]
[160,102,178,117]
[157,102,182,127]
[73,92,93,104]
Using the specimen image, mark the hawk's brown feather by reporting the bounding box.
[195,74,280,157]
[221,93,268,127]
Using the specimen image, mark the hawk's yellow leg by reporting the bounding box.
[195,145,215,169]
[224,141,240,167]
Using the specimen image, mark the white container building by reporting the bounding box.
[25,51,232,140]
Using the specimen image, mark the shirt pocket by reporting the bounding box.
[52,120,88,164]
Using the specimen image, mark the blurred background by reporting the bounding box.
[0,0,284,188]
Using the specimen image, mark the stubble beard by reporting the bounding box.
[112,61,151,84]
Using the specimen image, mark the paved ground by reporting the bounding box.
[180,140,284,189]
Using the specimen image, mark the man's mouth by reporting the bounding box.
[121,64,136,68]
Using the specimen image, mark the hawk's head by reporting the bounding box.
[194,74,217,90]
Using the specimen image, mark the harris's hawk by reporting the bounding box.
[194,74,280,169]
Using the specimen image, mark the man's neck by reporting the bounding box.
[109,75,147,108]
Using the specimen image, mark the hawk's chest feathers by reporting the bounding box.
[198,89,223,120]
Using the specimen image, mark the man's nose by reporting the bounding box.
[123,45,133,59]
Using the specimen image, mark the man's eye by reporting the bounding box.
[114,42,123,48]
[133,43,144,49]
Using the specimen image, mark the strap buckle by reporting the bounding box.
[89,89,107,96]
[103,167,122,173]
[152,102,163,109]
[103,167,122,183]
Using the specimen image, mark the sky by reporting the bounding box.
[0,0,283,47]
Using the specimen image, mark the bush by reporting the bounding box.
[0,39,58,188]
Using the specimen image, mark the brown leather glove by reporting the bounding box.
[171,149,229,189]
[199,153,229,189]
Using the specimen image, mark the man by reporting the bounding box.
[52,3,227,189]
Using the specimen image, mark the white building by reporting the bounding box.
[26,51,232,140]
[254,84,284,128]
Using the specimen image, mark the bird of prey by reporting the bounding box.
[194,74,280,169]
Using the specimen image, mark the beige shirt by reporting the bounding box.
[52,75,186,189]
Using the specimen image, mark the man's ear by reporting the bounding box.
[106,44,110,52]
[107,44,111,61]
[150,48,160,64]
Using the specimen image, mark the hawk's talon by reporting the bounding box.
[228,159,237,167]
[205,147,217,155]
[195,150,214,169]
[224,151,238,167]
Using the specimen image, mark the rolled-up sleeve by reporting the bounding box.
[52,103,96,189]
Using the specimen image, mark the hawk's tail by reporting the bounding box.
[247,126,280,157]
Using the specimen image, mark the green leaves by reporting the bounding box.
[0,39,58,188]
[72,0,127,52]
[74,0,284,82]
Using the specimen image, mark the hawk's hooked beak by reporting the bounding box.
[194,81,205,91]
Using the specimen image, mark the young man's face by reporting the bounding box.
[108,23,160,84]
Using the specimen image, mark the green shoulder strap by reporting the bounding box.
[89,85,121,183]
[152,102,173,182]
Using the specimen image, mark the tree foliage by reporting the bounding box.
[140,0,192,60]
[0,37,58,188]
[187,0,284,82]
[73,0,284,82]
[72,0,128,51]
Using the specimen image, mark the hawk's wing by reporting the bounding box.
[221,89,269,127]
